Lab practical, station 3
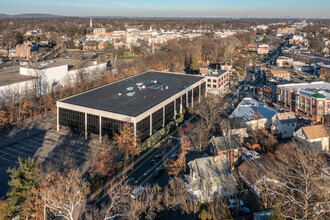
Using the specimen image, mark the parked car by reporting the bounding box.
[131,186,145,199]
[150,154,162,166]
[169,154,179,162]
[153,167,165,178]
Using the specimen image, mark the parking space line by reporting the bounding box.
[5,146,31,156]
[0,150,21,159]
[14,145,37,154]
[0,155,13,162]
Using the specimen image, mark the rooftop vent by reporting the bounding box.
[136,82,143,86]
[118,92,122,96]
[127,87,134,91]
[127,91,135,96]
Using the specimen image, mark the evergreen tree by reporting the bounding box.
[6,157,40,216]
[189,56,199,72]
[269,205,284,220]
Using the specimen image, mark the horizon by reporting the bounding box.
[1,0,330,19]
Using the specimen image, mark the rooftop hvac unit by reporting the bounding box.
[127,91,135,96]
[127,87,134,91]
[136,82,143,86]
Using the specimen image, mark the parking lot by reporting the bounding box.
[0,129,98,198]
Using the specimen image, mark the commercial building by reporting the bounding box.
[200,68,229,95]
[0,59,106,104]
[263,85,277,102]
[56,71,206,141]
[268,67,291,81]
[277,82,330,123]
[276,56,293,67]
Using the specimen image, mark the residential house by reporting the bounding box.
[294,124,329,151]
[186,155,236,201]
[268,67,291,81]
[210,135,243,169]
[221,117,248,140]
[277,82,330,123]
[229,98,278,131]
[271,112,297,138]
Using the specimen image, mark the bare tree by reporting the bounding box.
[186,119,211,152]
[259,142,329,220]
[41,170,89,220]
[192,95,223,131]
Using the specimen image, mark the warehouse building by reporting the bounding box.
[57,71,206,141]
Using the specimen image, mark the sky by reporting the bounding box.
[1,0,330,18]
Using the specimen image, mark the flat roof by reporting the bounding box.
[278,82,330,100]
[21,58,101,71]
[59,71,204,117]
[0,65,36,87]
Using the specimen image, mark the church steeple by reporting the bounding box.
[90,17,93,28]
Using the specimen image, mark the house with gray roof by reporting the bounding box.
[186,155,236,201]
[271,112,297,138]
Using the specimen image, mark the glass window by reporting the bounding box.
[59,108,85,132]
[176,97,180,112]
[101,117,123,138]
[87,114,99,134]
[318,110,323,115]
[165,101,174,123]
[182,94,187,107]
[152,108,163,131]
[193,86,199,103]
[137,116,150,141]
[318,102,323,108]
[201,82,206,97]
[188,90,192,107]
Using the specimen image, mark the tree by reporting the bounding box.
[252,129,278,153]
[41,170,88,220]
[269,205,284,220]
[189,56,199,72]
[6,157,40,216]
[260,142,328,219]
[0,108,9,128]
[113,123,140,158]
[89,144,119,178]
[168,134,191,178]
[22,186,44,220]
[192,96,223,131]
[185,119,210,152]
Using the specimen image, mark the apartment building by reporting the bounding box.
[320,65,330,82]
[277,82,330,123]
[16,43,32,58]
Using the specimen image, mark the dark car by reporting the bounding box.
[153,167,165,178]
[169,154,179,162]
[150,154,162,166]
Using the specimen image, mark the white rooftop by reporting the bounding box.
[278,82,330,100]
[229,98,277,121]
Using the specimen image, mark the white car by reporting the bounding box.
[131,186,145,199]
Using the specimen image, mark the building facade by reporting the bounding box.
[57,71,206,141]
[320,65,330,82]
[263,85,277,102]
[277,82,330,123]
[205,70,230,95]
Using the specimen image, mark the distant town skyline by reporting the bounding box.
[1,0,330,18]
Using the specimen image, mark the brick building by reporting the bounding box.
[277,82,330,123]
[320,65,330,82]
[263,84,277,102]
[204,69,230,95]
[268,67,291,81]
[16,43,31,58]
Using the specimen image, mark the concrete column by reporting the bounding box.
[191,89,194,108]
[56,106,59,131]
[180,96,183,114]
[149,114,152,135]
[174,99,176,117]
[199,84,201,103]
[99,116,102,143]
[84,113,87,139]
[163,106,165,127]
[186,92,188,107]
[134,122,137,147]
